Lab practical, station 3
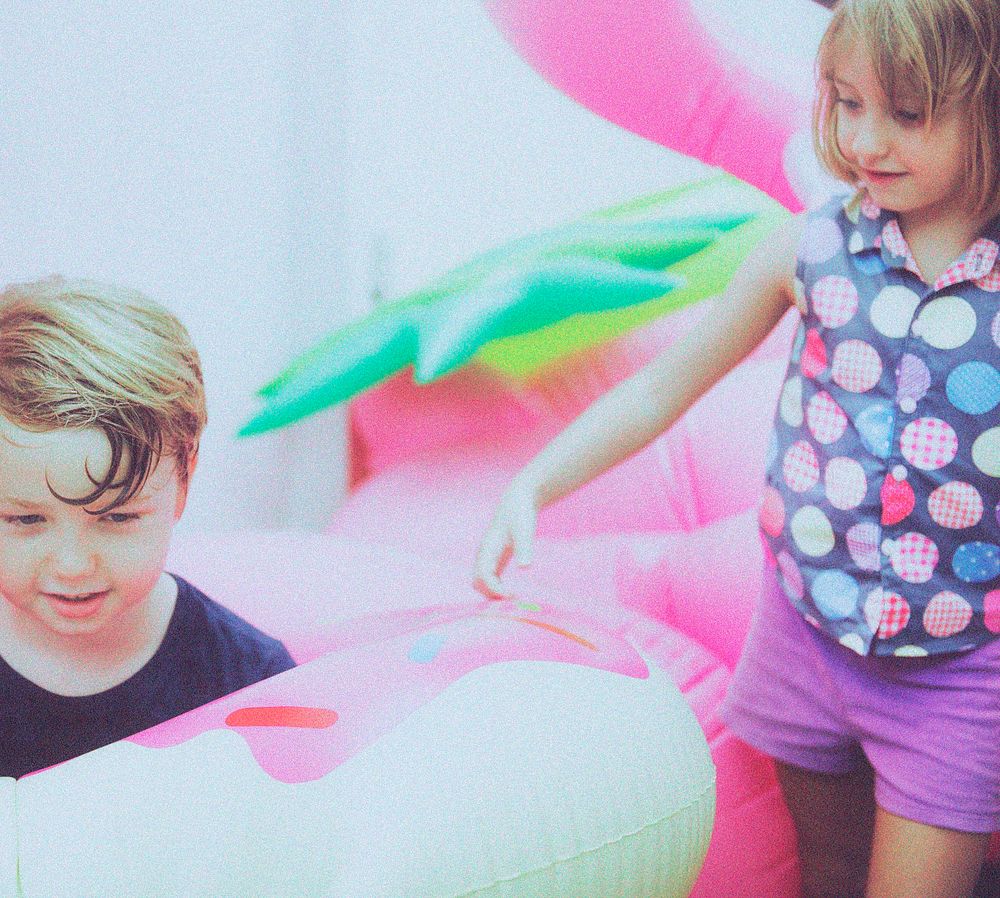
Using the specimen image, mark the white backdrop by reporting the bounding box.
[0,1,706,532]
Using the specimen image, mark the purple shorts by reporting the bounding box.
[720,563,1000,833]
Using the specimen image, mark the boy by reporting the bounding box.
[0,276,295,778]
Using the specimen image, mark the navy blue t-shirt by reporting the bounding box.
[0,575,295,779]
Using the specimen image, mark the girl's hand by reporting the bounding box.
[473,482,538,599]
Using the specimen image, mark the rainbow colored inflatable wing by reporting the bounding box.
[483,0,831,209]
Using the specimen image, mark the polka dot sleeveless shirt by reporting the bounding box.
[760,189,1000,657]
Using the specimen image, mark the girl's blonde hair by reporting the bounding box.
[813,0,1000,221]
[0,276,207,512]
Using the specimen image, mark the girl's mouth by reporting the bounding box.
[863,169,906,187]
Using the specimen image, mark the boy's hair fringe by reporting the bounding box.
[812,0,1000,221]
[0,276,207,513]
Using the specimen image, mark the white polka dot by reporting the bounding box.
[894,645,928,657]
[911,296,977,350]
[780,376,804,428]
[825,457,867,510]
[870,286,920,339]
[892,465,907,480]
[848,230,864,253]
[791,506,836,557]
[972,429,1000,477]
[839,633,867,655]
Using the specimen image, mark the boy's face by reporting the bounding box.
[0,418,188,639]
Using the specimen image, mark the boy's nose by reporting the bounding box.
[48,532,98,580]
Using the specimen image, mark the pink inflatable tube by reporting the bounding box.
[483,0,832,210]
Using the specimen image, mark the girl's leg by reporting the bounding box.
[865,807,990,898]
[775,757,876,898]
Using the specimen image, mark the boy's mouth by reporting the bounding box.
[44,590,111,619]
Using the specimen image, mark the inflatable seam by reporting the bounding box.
[461,779,717,896]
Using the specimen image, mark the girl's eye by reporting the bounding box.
[836,98,861,113]
[895,109,922,125]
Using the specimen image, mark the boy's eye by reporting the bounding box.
[3,514,44,527]
[894,109,922,125]
[101,512,140,525]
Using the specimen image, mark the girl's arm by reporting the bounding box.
[475,213,805,597]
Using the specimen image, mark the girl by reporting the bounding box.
[474,1,1000,896]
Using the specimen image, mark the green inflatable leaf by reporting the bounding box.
[240,172,776,437]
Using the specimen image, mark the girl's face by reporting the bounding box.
[0,418,187,640]
[832,42,975,232]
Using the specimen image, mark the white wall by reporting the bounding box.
[0,1,706,532]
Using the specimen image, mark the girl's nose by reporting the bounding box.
[851,114,889,161]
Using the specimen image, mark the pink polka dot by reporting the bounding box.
[777,551,804,599]
[811,276,859,328]
[899,418,958,471]
[783,440,820,493]
[759,487,785,538]
[831,340,882,393]
[889,532,939,584]
[922,591,972,638]
[806,391,848,444]
[984,590,1000,633]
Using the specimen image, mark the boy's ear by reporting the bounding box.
[173,452,198,521]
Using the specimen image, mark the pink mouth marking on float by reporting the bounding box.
[225,706,338,729]
[129,600,647,783]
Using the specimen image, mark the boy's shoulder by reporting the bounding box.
[168,575,296,686]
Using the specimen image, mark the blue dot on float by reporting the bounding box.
[855,403,894,458]
[408,632,447,663]
[953,542,1000,583]
[791,327,806,364]
[946,362,1000,415]
[852,251,888,276]
[811,570,859,620]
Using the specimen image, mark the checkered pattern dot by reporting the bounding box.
[831,340,882,392]
[899,417,959,470]
[936,239,999,291]
[783,440,820,492]
[865,589,911,639]
[927,482,983,529]
[882,220,922,278]
[976,264,1000,293]
[891,532,939,583]
[923,591,973,637]
[806,392,848,444]
[811,276,859,327]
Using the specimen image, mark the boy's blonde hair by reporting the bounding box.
[0,276,207,512]
[813,0,1000,221]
